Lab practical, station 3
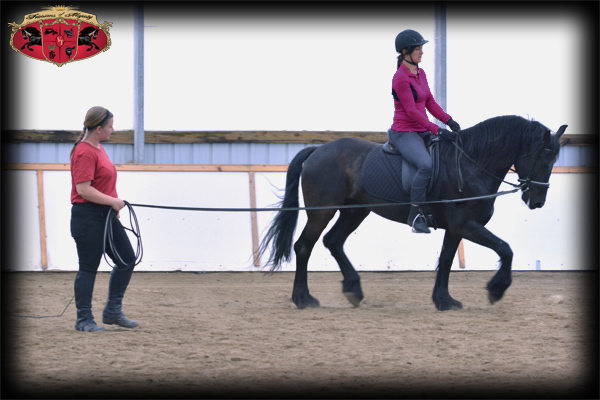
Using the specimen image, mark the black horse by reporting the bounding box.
[20,27,42,51]
[259,115,566,311]
[78,27,100,51]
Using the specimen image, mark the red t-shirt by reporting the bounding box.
[70,142,118,204]
[391,63,451,134]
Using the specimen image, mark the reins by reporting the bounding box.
[448,131,551,194]
[450,134,524,192]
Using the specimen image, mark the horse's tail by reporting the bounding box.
[259,146,318,272]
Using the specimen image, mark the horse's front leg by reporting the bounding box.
[459,221,513,304]
[432,231,463,311]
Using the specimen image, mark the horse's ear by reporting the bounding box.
[543,129,552,145]
[555,125,567,140]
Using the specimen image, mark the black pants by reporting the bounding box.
[70,202,136,326]
[387,129,433,206]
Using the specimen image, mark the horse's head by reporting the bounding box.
[22,26,39,39]
[514,124,566,209]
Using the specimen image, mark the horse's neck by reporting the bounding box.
[453,132,515,191]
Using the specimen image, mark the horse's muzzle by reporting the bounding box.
[522,191,546,209]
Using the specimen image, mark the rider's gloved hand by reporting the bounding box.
[446,118,461,132]
[437,128,457,142]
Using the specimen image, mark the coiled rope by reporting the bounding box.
[103,201,143,271]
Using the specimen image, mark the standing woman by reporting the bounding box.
[389,29,461,233]
[70,106,138,332]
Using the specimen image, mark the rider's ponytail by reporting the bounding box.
[397,47,418,72]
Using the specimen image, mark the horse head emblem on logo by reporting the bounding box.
[20,26,42,51]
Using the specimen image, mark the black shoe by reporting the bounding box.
[103,314,139,329]
[411,215,431,234]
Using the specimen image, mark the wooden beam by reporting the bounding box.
[559,134,598,147]
[36,170,48,270]
[2,129,388,144]
[3,129,596,146]
[552,166,597,173]
[248,171,261,267]
[458,240,465,269]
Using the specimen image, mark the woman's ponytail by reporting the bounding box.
[69,127,87,160]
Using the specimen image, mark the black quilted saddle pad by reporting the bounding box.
[363,145,411,203]
[362,144,442,203]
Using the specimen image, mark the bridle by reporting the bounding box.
[515,144,555,193]
[448,133,556,194]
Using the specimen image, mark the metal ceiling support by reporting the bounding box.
[434,2,447,119]
[133,2,144,163]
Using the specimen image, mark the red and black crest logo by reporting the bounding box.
[8,5,111,67]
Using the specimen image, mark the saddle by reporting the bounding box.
[381,136,441,195]
[362,135,442,227]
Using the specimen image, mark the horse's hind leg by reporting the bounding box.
[292,209,337,309]
[323,208,370,307]
[432,232,463,311]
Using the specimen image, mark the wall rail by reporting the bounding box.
[3,130,597,146]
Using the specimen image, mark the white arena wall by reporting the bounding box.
[2,164,596,272]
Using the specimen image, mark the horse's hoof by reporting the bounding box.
[293,294,321,309]
[433,297,463,311]
[343,292,363,308]
[486,275,512,304]
[488,291,502,304]
[341,279,363,308]
[486,281,510,304]
[441,301,463,311]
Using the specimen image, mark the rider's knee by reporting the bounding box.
[414,154,432,172]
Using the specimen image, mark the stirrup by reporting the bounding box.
[411,214,431,234]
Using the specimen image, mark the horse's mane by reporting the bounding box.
[453,115,556,170]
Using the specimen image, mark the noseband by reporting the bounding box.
[516,145,555,193]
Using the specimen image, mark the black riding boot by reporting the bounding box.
[74,270,106,332]
[408,170,431,234]
[102,265,138,328]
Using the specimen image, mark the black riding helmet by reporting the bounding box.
[395,29,428,54]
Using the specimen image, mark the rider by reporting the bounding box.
[389,29,461,233]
